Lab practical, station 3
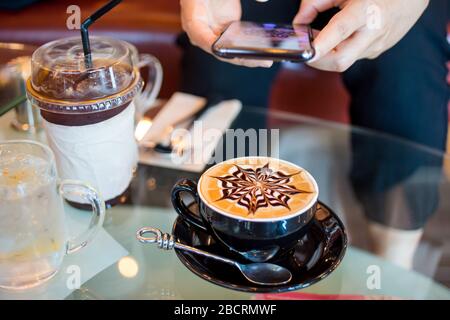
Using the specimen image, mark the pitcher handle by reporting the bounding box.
[135,53,163,115]
[59,180,106,255]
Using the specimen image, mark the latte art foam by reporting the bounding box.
[199,157,318,220]
[214,163,306,214]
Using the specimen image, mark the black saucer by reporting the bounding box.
[172,202,348,293]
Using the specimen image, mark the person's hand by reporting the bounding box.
[180,0,273,68]
[294,0,430,72]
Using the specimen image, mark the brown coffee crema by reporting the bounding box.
[199,158,318,220]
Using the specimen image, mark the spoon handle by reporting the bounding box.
[137,227,236,267]
[174,242,236,266]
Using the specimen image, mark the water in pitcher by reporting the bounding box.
[0,153,66,289]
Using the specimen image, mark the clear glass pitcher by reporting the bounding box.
[0,140,105,289]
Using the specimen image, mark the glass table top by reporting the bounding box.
[0,105,449,300]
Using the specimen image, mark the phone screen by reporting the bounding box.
[212,21,315,62]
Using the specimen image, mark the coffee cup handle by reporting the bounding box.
[171,179,208,232]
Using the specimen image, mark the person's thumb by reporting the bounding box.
[293,0,318,24]
[294,0,343,24]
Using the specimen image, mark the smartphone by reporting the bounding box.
[212,21,315,62]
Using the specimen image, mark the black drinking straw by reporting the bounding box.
[81,0,123,69]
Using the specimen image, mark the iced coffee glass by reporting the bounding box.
[26,36,162,207]
[0,140,105,289]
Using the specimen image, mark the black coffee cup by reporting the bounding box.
[171,157,319,263]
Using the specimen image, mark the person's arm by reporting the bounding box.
[180,0,273,68]
[294,0,430,72]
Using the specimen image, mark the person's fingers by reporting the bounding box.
[311,0,367,60]
[208,0,242,34]
[183,19,271,67]
[294,0,346,24]
[307,30,373,72]
[184,19,218,53]
[180,0,272,67]
[180,0,218,53]
[293,24,320,39]
[221,57,274,68]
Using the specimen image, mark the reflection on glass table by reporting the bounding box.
[0,105,449,299]
[0,43,40,132]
